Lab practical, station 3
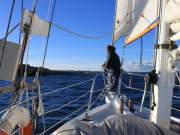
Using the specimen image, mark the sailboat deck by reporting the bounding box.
[170,120,180,134]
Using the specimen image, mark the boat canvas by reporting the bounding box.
[0,40,21,81]
[21,10,50,37]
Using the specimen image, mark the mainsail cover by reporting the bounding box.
[0,40,21,81]
[21,10,50,36]
[113,0,159,45]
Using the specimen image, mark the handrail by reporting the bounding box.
[40,87,105,135]
[42,79,93,96]
[1,71,179,135]
[43,90,90,115]
[173,95,180,99]
[0,97,33,115]
[39,71,178,135]
[121,81,150,93]
[172,107,180,112]
[43,73,105,116]
[123,71,180,114]
[41,74,106,134]
[91,88,106,106]
[40,103,89,135]
[87,73,106,116]
[127,72,145,77]
[0,78,94,115]
[0,76,104,135]
[123,70,145,77]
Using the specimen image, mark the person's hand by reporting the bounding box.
[102,64,105,70]
[102,63,105,68]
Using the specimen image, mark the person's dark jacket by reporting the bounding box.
[104,52,121,77]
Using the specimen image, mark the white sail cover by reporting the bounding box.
[21,10,50,36]
[165,0,180,41]
[170,32,180,41]
[55,114,178,135]
[113,0,159,45]
[0,40,21,81]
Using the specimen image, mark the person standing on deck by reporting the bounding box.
[102,45,122,94]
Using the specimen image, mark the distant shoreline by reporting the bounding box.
[19,64,100,76]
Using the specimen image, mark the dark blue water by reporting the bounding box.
[0,72,179,134]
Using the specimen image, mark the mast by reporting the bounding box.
[112,0,118,46]
[150,0,174,129]
[10,0,39,106]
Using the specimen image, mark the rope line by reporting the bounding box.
[0,0,16,69]
[41,88,105,135]
[90,88,106,107]
[39,0,57,78]
[0,79,93,114]
[43,90,90,115]
[86,73,106,114]
[172,108,180,112]
[121,81,150,94]
[42,79,93,96]
[47,0,53,20]
[43,88,102,115]
[18,0,23,63]
[9,0,40,108]
[173,95,180,99]
[1,23,20,40]
[40,103,88,135]
[124,70,145,77]
[51,1,147,42]
[52,22,112,39]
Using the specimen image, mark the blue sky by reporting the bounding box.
[0,0,155,71]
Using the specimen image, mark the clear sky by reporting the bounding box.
[0,0,155,71]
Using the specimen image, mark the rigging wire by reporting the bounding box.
[0,23,20,40]
[51,1,147,41]
[52,22,113,39]
[0,0,16,69]
[9,0,40,108]
[19,0,31,113]
[121,44,125,66]
[140,37,143,65]
[34,0,57,132]
[16,0,26,105]
[38,0,57,78]
[41,88,105,135]
[18,0,24,48]
[40,103,89,135]
[47,0,53,20]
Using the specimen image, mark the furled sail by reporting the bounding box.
[0,40,21,81]
[21,10,50,36]
[113,0,159,45]
[165,0,180,41]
